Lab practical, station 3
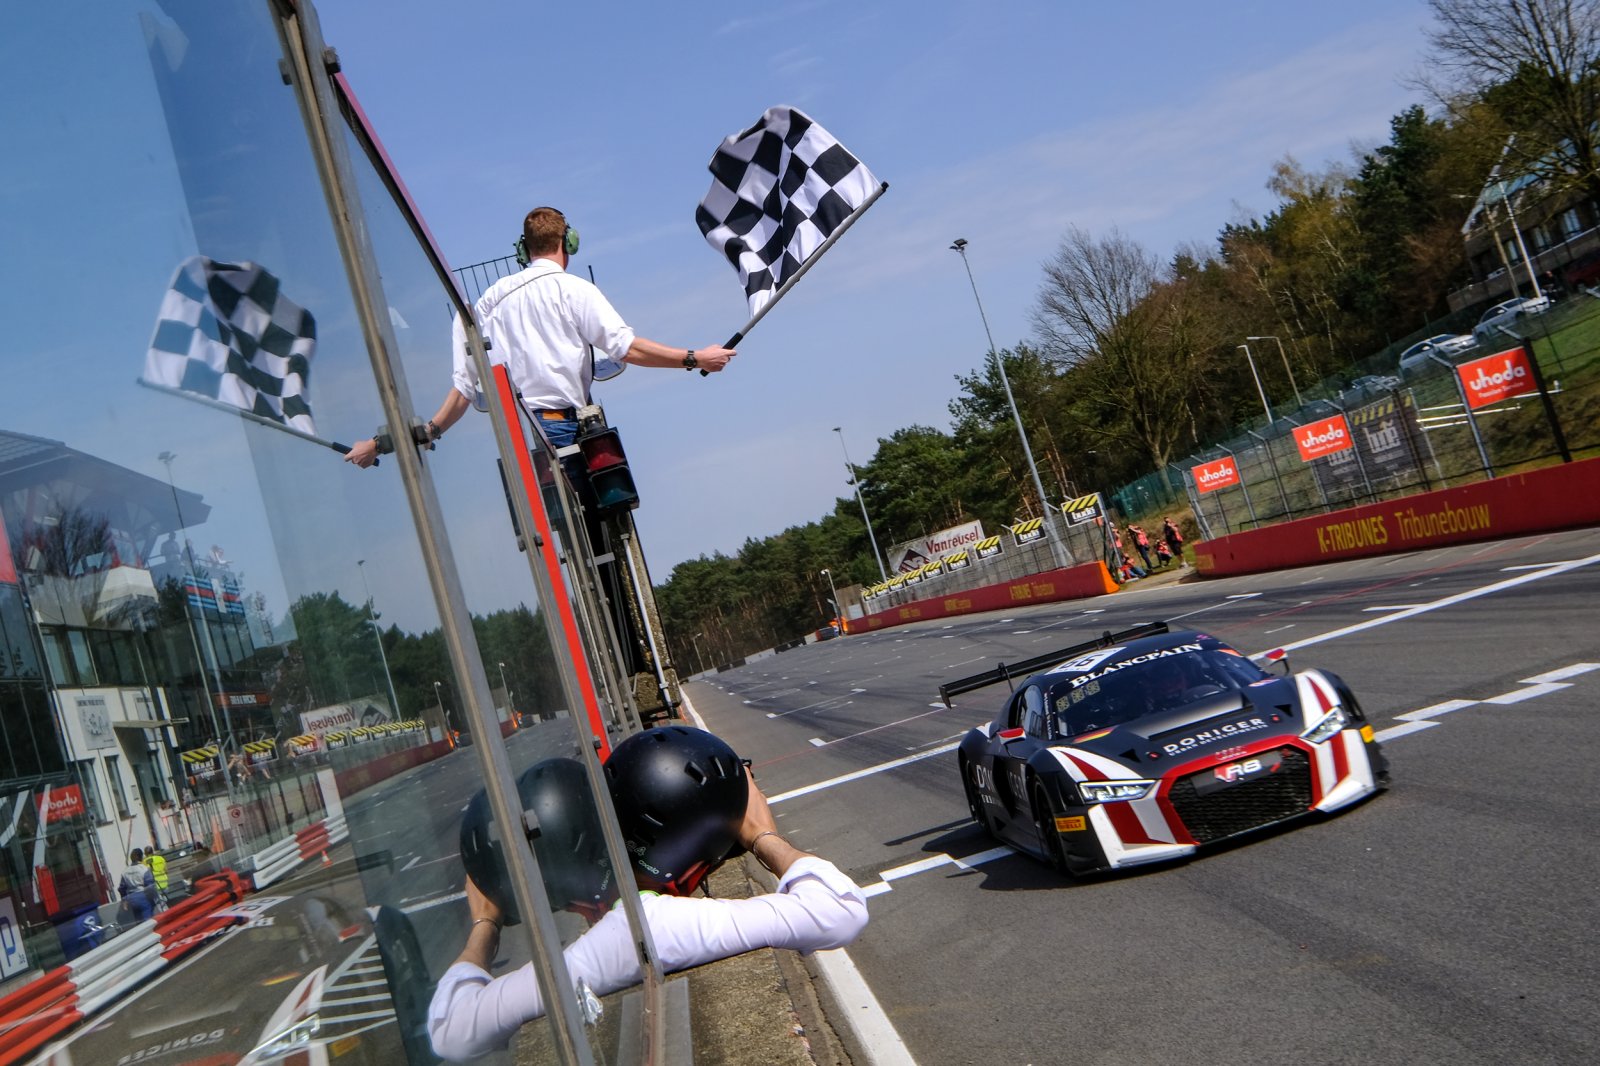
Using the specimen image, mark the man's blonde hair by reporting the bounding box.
[523,207,568,256]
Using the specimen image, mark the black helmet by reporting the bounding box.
[604,726,748,896]
[459,757,617,925]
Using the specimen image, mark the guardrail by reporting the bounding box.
[249,813,349,889]
[0,869,252,1066]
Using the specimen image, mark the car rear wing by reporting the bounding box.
[937,621,1170,708]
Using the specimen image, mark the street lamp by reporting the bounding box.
[1237,344,1275,423]
[820,569,841,632]
[950,238,1072,568]
[496,661,513,720]
[357,559,402,722]
[1245,335,1303,410]
[691,631,706,675]
[433,680,453,738]
[832,426,888,581]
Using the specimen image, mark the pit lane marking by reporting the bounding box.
[860,846,1014,897]
[1373,663,1598,741]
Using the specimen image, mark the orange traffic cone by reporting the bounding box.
[211,817,225,854]
[321,850,332,868]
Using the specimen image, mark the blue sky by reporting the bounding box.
[317,0,1434,580]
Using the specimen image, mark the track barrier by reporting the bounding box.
[852,560,1119,633]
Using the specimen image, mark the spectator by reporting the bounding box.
[118,848,159,925]
[143,848,169,908]
[1128,524,1154,570]
[1162,517,1185,567]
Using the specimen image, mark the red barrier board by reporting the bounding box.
[1459,346,1537,410]
[1294,414,1353,461]
[1194,456,1600,577]
[853,561,1118,633]
[1192,457,1240,493]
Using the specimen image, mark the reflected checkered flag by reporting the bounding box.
[697,106,886,343]
[141,256,321,438]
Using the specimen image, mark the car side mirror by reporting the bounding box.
[996,727,1026,742]
[1264,648,1291,676]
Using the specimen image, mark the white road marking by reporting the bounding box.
[1375,721,1440,741]
[1226,593,1262,599]
[1397,699,1477,722]
[1363,604,1426,612]
[769,743,960,805]
[1484,682,1570,704]
[1262,552,1600,656]
[811,948,918,1066]
[1264,624,1296,634]
[946,656,985,668]
[1500,562,1574,571]
[1525,663,1600,683]
[809,737,827,747]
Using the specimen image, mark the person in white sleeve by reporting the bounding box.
[343,206,736,468]
[428,727,867,1062]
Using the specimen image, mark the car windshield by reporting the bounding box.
[1049,647,1272,736]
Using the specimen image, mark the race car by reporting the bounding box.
[946,622,1387,876]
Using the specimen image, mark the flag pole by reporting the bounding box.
[136,379,356,454]
[704,181,889,374]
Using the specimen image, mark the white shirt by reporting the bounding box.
[450,258,636,413]
[427,857,867,1061]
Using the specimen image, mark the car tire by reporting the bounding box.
[960,757,993,837]
[1032,784,1071,876]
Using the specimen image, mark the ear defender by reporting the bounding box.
[563,223,580,257]
[514,235,530,267]
[516,209,578,265]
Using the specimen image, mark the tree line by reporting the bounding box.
[656,0,1599,668]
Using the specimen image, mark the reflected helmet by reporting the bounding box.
[603,726,749,896]
[459,756,617,926]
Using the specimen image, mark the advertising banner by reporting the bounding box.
[887,520,985,573]
[0,895,27,978]
[1459,346,1538,410]
[37,784,85,825]
[1192,457,1240,494]
[1294,414,1354,461]
[0,510,15,585]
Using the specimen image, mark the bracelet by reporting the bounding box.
[749,830,781,850]
[471,917,501,933]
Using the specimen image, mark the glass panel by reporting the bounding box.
[0,3,579,1062]
[336,88,638,1062]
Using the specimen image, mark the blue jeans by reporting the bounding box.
[535,410,579,449]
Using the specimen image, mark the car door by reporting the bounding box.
[991,685,1048,845]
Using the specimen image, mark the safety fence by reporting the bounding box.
[0,869,252,1066]
[1172,296,1600,539]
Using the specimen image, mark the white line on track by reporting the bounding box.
[1264,624,1296,634]
[1500,561,1574,571]
[1226,592,1262,599]
[1363,604,1427,612]
[1485,682,1569,704]
[809,737,827,747]
[810,949,918,1066]
[1397,699,1477,721]
[1526,663,1600,683]
[769,743,959,804]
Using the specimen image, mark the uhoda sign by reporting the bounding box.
[1459,347,1537,410]
[1294,414,1354,461]
[1191,457,1240,494]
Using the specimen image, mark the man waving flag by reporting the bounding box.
[697,106,886,343]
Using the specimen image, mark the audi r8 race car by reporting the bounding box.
[946,622,1387,876]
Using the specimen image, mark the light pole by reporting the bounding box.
[1495,179,1543,302]
[156,451,236,805]
[1237,344,1275,423]
[496,661,512,721]
[832,426,888,581]
[820,569,841,632]
[691,632,706,675]
[1246,335,1303,410]
[357,559,401,722]
[950,238,1072,568]
[433,680,453,739]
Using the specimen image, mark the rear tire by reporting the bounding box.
[960,758,993,837]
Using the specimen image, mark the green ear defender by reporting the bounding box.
[515,210,579,267]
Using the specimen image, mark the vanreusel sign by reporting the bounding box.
[1459,347,1538,410]
[1191,457,1240,494]
[1294,414,1354,461]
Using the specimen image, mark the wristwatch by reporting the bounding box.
[682,350,698,371]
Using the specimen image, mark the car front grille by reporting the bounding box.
[1167,747,1313,845]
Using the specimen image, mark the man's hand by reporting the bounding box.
[343,437,381,468]
[694,345,736,373]
[737,772,808,878]
[465,876,504,927]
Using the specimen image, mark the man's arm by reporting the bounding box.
[623,337,736,373]
[342,389,471,468]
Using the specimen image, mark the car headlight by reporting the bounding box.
[1077,779,1157,803]
[1300,706,1350,745]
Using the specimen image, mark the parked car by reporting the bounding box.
[1471,295,1552,343]
[1397,333,1476,377]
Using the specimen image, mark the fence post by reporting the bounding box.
[1246,429,1292,520]
[1430,352,1494,478]
[1222,447,1258,528]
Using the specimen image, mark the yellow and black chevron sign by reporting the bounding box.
[944,550,971,571]
[1350,397,1396,427]
[1010,518,1044,543]
[975,535,1003,559]
[180,745,219,765]
[1061,493,1101,525]
[243,739,277,756]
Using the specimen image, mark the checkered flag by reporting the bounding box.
[141,256,319,437]
[697,106,886,329]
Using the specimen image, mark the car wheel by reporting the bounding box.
[960,757,993,837]
[1032,784,1071,876]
